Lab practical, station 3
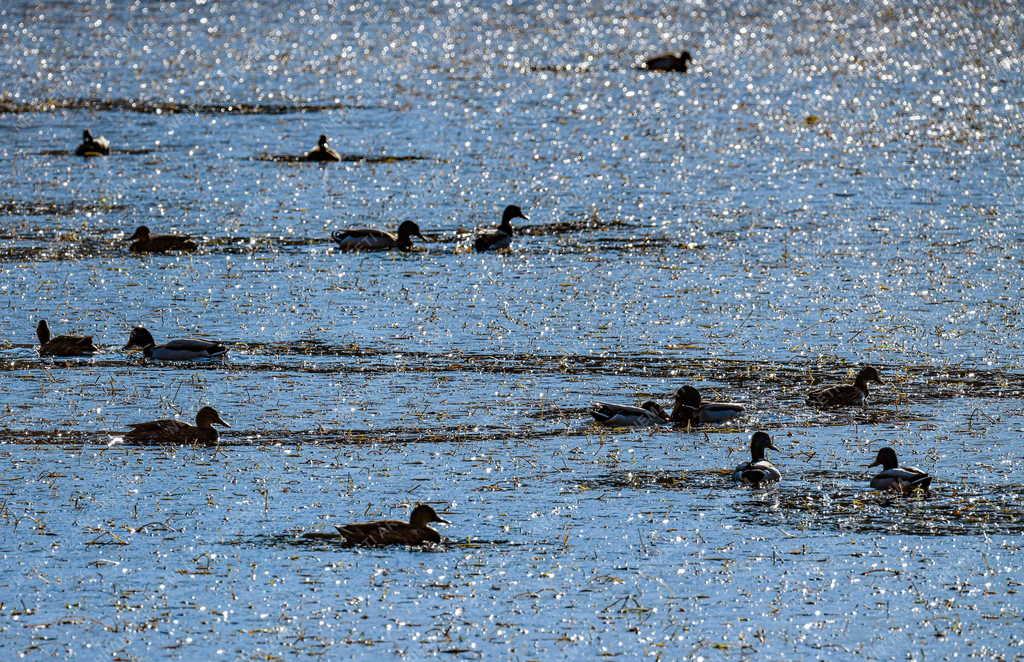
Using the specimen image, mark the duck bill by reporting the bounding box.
[767,443,779,452]
[867,460,880,467]
[434,516,450,525]
[215,416,230,428]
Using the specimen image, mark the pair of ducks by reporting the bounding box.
[331,204,528,253]
[36,321,227,360]
[734,432,933,494]
[592,366,884,427]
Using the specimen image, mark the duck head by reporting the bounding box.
[674,385,702,407]
[397,220,425,241]
[196,406,230,429]
[640,400,669,420]
[868,447,898,470]
[680,50,693,64]
[499,205,527,233]
[409,504,449,527]
[318,134,330,148]
[749,431,778,460]
[124,326,156,350]
[128,226,151,242]
[36,320,52,345]
[856,366,882,385]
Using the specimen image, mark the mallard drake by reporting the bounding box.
[644,50,692,73]
[127,226,198,254]
[124,406,229,444]
[124,326,228,360]
[807,366,883,407]
[304,134,341,162]
[334,504,449,546]
[671,385,745,425]
[474,205,527,252]
[74,129,110,156]
[868,447,932,494]
[590,400,669,427]
[332,220,424,252]
[36,320,98,357]
[732,431,781,487]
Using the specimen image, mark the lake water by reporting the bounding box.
[1,1,1022,659]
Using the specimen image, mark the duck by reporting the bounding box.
[806,366,883,407]
[127,226,198,254]
[474,205,527,252]
[333,504,449,546]
[124,406,230,444]
[74,129,110,156]
[732,431,781,487]
[304,134,342,162]
[124,326,228,361]
[590,400,669,427]
[332,220,425,252]
[671,385,745,426]
[868,447,932,494]
[36,320,98,357]
[644,50,693,73]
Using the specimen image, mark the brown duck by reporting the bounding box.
[474,205,527,252]
[807,366,883,407]
[644,50,692,72]
[128,226,198,254]
[75,129,110,156]
[36,320,98,356]
[124,406,230,444]
[334,504,449,546]
[304,134,342,162]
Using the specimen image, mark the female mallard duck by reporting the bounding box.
[644,50,692,73]
[127,226,198,254]
[474,205,527,252]
[75,129,110,156]
[868,447,932,494]
[36,320,98,357]
[590,400,669,427]
[671,385,745,425]
[334,504,449,546]
[124,406,230,444]
[807,366,883,407]
[304,134,341,162]
[332,220,424,252]
[732,431,781,487]
[124,326,228,360]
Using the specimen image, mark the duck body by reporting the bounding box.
[124,326,228,361]
[671,385,745,425]
[124,406,229,445]
[868,447,932,493]
[332,221,424,252]
[807,366,883,408]
[304,134,341,162]
[75,129,110,156]
[36,320,98,357]
[474,205,527,252]
[732,431,781,487]
[590,400,669,427]
[644,50,692,72]
[127,226,198,254]
[334,504,448,547]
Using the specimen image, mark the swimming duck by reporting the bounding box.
[868,447,932,494]
[732,431,781,487]
[332,220,425,252]
[644,50,692,73]
[75,129,110,157]
[671,385,745,425]
[334,504,449,546]
[124,406,230,444]
[304,134,342,162]
[806,366,883,407]
[124,326,228,361]
[36,320,98,357]
[474,205,527,252]
[590,400,669,427]
[127,226,198,254]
